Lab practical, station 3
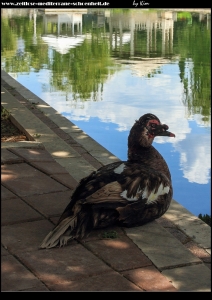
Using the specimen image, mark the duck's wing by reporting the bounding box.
[59,160,172,219]
[83,161,172,227]
[57,161,125,224]
[40,161,126,248]
[40,161,172,248]
[115,161,173,226]
[83,161,171,200]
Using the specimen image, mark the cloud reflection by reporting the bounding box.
[42,65,210,185]
[175,134,211,184]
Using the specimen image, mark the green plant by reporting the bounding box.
[33,133,41,138]
[1,107,10,120]
[198,214,211,227]
[101,230,118,239]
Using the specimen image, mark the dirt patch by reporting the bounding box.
[1,107,28,142]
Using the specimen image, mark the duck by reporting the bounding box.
[40,113,175,249]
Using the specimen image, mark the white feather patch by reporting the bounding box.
[120,183,169,203]
[120,188,142,201]
[114,163,126,174]
[144,184,170,204]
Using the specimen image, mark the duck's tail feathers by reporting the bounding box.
[39,215,77,249]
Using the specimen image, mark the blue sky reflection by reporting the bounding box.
[15,62,211,217]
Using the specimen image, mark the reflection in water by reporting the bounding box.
[1,8,211,216]
[176,133,210,184]
[42,35,86,54]
[41,10,86,54]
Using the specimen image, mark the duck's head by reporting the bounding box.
[128,113,175,151]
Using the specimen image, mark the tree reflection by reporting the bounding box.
[1,9,211,119]
[50,32,118,100]
[175,14,211,122]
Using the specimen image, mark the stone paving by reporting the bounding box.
[1,147,178,291]
[1,70,211,291]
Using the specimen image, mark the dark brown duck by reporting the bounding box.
[40,113,175,249]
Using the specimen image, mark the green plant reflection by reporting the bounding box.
[1,9,211,120]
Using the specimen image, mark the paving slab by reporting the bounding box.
[80,152,104,169]
[8,148,55,162]
[1,141,44,149]
[2,164,68,197]
[50,173,79,190]
[47,271,143,291]
[29,161,70,175]
[66,132,119,165]
[206,248,211,255]
[155,216,178,228]
[164,226,191,244]
[1,255,49,291]
[1,185,17,199]
[55,157,96,181]
[122,266,177,291]
[1,245,10,256]
[162,264,211,292]
[2,162,47,180]
[22,190,73,218]
[16,244,112,284]
[85,233,152,271]
[179,242,210,268]
[1,148,24,164]
[125,221,201,270]
[1,220,63,253]
[165,199,211,249]
[40,138,82,159]
[2,176,68,197]
[1,196,43,225]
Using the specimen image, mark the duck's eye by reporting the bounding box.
[150,123,156,128]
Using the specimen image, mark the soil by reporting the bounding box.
[1,115,28,143]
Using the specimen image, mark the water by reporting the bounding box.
[1,8,211,217]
